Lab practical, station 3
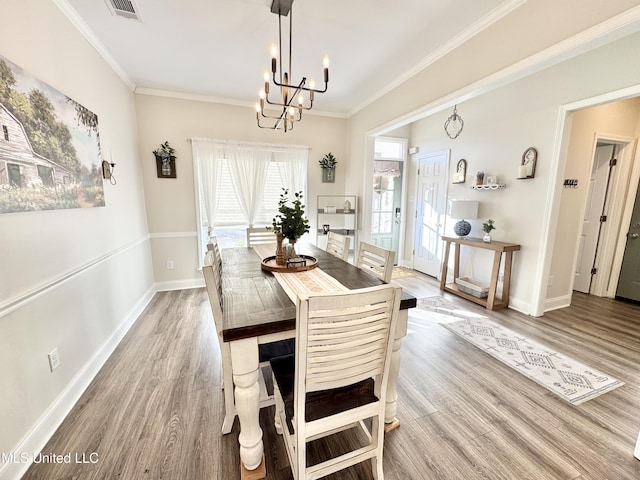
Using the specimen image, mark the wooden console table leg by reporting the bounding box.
[502,251,514,308]
[453,243,461,281]
[486,251,502,310]
[440,240,451,290]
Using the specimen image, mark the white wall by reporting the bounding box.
[346,28,640,315]
[0,1,153,478]
[134,94,347,288]
[548,98,640,306]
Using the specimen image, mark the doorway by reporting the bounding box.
[370,137,407,263]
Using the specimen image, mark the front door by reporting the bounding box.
[371,161,403,258]
[413,151,448,277]
[616,182,640,302]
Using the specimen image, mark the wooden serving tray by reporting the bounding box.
[261,255,318,272]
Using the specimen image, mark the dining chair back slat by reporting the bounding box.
[246,227,276,247]
[356,241,395,283]
[325,231,350,261]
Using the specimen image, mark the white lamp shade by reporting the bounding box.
[448,200,478,219]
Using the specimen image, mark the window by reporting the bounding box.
[8,163,21,187]
[192,138,308,266]
[2,125,8,141]
[37,165,54,186]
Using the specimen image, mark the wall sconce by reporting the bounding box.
[102,159,116,185]
[449,199,479,237]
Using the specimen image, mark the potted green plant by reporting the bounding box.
[153,141,176,177]
[270,189,310,264]
[482,218,496,243]
[319,152,338,183]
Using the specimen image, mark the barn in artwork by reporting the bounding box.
[0,103,73,188]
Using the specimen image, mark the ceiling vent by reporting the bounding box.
[105,0,142,21]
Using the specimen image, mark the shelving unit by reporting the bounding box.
[316,195,357,254]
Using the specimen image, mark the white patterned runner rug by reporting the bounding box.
[416,297,624,405]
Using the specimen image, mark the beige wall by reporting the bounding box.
[134,94,347,288]
[548,98,640,303]
[0,1,153,477]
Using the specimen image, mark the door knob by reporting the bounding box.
[630,233,639,239]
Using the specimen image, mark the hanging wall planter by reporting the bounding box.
[319,152,338,183]
[153,141,177,178]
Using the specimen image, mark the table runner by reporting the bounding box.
[252,244,348,302]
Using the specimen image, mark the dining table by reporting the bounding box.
[220,243,416,479]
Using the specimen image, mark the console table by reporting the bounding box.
[440,236,521,310]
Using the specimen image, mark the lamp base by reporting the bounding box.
[454,219,471,237]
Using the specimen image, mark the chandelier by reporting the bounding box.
[444,105,464,139]
[256,0,329,132]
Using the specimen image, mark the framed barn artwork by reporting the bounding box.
[0,53,105,214]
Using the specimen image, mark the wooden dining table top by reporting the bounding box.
[220,244,417,342]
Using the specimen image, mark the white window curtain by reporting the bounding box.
[191,138,309,267]
[226,145,271,227]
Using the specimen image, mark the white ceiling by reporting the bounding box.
[64,0,518,116]
[60,0,640,118]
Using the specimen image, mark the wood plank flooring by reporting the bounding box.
[22,274,640,479]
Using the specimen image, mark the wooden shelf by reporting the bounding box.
[443,283,507,309]
[471,184,505,190]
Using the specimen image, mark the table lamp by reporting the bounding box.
[449,200,479,237]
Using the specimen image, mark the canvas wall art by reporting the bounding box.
[0,54,104,214]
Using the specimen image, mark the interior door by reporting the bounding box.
[574,145,614,293]
[413,151,448,277]
[616,183,640,302]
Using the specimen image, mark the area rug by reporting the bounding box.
[391,266,416,279]
[415,297,624,405]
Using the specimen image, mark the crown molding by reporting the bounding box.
[52,0,136,91]
[350,3,640,118]
[134,87,347,118]
[347,0,528,117]
[369,5,640,135]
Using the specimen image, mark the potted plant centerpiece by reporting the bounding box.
[271,189,310,265]
[319,152,338,183]
[482,218,496,243]
[153,141,176,178]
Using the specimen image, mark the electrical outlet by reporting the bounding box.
[166,260,174,270]
[548,275,554,286]
[48,348,60,372]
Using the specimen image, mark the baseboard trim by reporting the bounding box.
[0,285,156,480]
[544,294,572,312]
[155,278,205,292]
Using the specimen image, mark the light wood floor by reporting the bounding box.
[22,273,640,479]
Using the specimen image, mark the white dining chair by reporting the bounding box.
[356,241,395,283]
[202,250,294,434]
[246,227,276,247]
[325,231,351,261]
[270,284,402,479]
[207,235,222,269]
